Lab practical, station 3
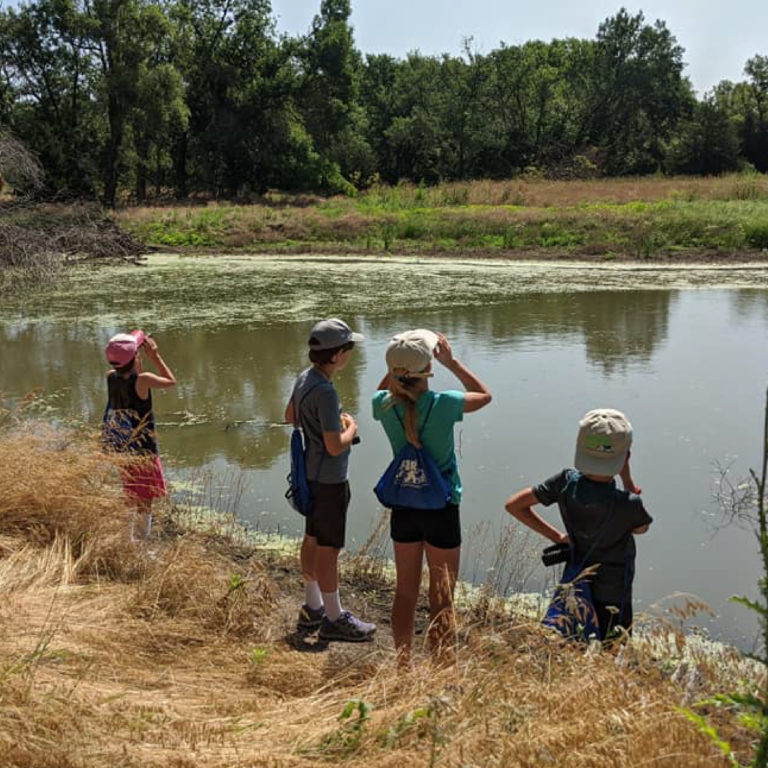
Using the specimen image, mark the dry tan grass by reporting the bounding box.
[120,174,768,219]
[423,175,768,207]
[0,426,759,767]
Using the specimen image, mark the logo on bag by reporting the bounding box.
[395,458,428,488]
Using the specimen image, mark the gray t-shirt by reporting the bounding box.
[291,367,349,484]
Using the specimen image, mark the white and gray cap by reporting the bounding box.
[308,318,364,350]
[574,408,633,477]
[386,329,439,378]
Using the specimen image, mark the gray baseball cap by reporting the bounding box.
[308,318,364,350]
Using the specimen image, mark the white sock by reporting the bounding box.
[322,590,343,622]
[304,581,323,610]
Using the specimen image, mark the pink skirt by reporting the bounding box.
[120,455,167,500]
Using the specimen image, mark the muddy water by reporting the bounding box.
[2,254,768,648]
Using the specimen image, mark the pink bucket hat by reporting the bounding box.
[105,330,146,367]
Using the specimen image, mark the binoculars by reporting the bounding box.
[541,541,571,567]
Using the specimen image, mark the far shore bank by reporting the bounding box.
[115,175,768,263]
[138,244,768,264]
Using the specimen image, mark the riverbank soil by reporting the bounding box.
[117,175,768,262]
[0,426,759,767]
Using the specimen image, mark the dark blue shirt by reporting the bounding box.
[534,469,653,603]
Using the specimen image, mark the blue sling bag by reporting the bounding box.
[374,397,453,510]
[542,471,616,641]
[285,382,324,517]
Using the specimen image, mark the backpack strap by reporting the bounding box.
[293,378,332,483]
[292,380,325,425]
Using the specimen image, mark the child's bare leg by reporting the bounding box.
[300,534,324,610]
[301,534,318,582]
[392,541,424,666]
[425,544,460,662]
[131,498,153,542]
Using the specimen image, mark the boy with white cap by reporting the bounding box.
[285,318,376,642]
[505,408,651,640]
[373,329,491,662]
[103,330,176,541]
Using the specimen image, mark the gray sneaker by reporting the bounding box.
[318,611,376,642]
[297,604,325,631]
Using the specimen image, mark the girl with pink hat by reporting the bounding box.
[103,330,176,541]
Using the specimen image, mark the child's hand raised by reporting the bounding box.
[143,336,160,360]
[620,452,641,494]
[434,332,454,366]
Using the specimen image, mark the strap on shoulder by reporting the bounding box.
[293,379,325,426]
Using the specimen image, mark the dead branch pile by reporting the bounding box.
[0,201,144,267]
[0,129,143,289]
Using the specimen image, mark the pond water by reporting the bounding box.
[2,254,768,649]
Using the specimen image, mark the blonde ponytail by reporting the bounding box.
[386,374,423,448]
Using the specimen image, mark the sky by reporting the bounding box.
[270,0,767,96]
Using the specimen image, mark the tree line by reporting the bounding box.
[1,0,767,207]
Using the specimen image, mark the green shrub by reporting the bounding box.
[744,221,768,249]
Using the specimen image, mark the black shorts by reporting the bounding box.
[305,481,350,549]
[390,504,461,549]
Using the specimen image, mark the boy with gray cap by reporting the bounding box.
[285,318,376,642]
[505,408,651,641]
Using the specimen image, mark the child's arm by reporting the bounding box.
[505,487,568,544]
[619,452,642,494]
[633,523,650,534]
[136,338,176,399]
[434,333,491,413]
[323,415,357,456]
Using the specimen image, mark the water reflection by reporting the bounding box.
[161,322,365,467]
[732,289,768,324]
[0,320,365,469]
[363,290,673,375]
[0,291,670,464]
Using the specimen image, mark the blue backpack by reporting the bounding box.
[285,382,323,517]
[374,397,453,510]
[542,471,616,641]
